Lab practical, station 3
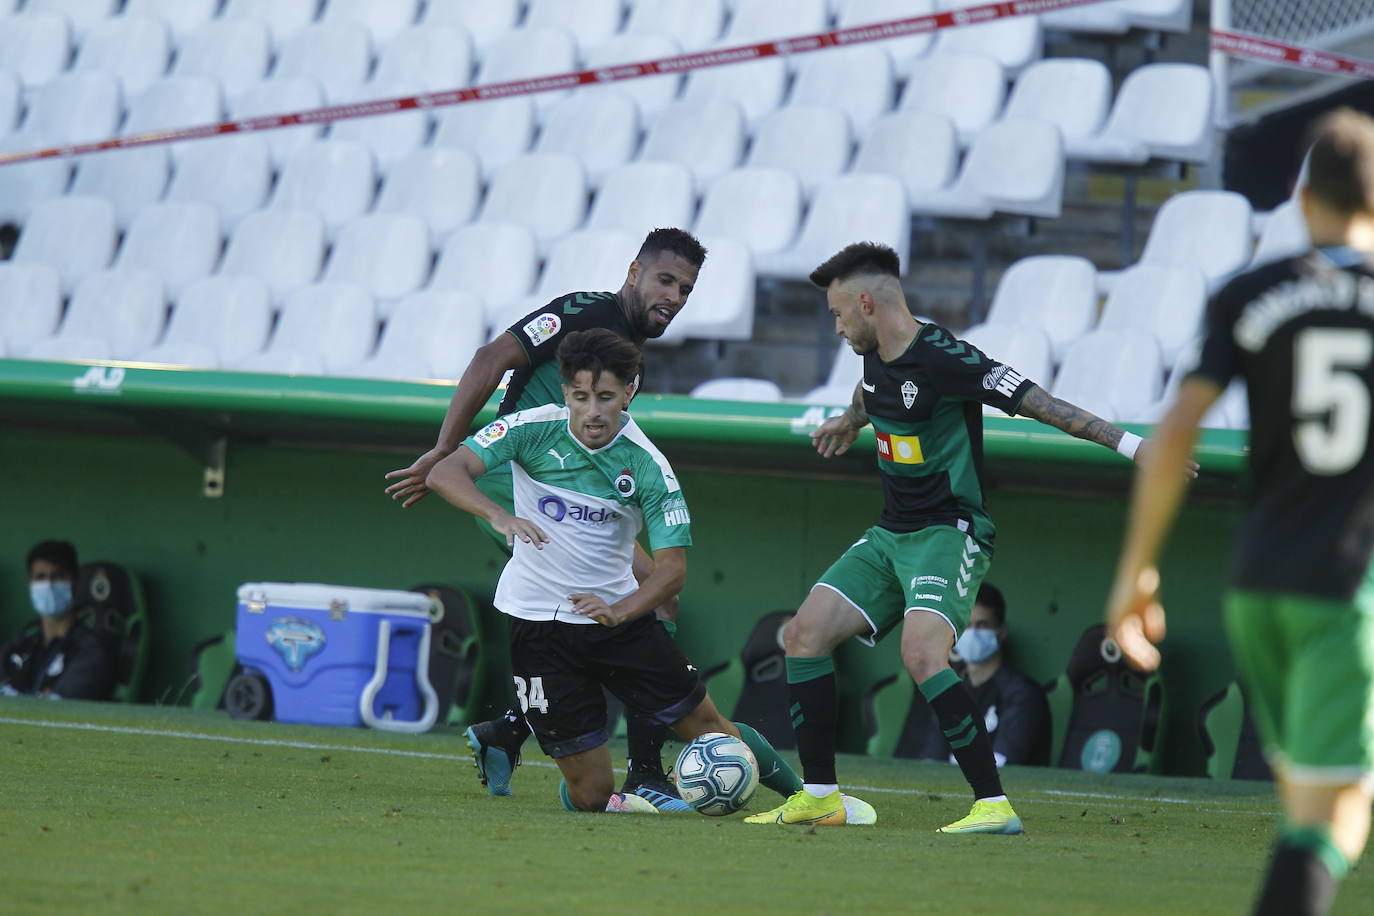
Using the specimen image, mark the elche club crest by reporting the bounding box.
[614,469,636,497]
[901,380,918,409]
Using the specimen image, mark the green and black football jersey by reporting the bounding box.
[499,291,640,414]
[1191,247,1374,601]
[862,323,1035,540]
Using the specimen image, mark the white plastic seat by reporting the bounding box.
[681,58,786,130]
[329,80,431,168]
[908,118,1064,220]
[421,0,521,57]
[233,282,378,375]
[137,275,273,368]
[0,133,73,225]
[694,167,803,255]
[271,22,373,104]
[535,93,640,188]
[12,195,118,296]
[430,222,538,324]
[475,28,577,120]
[322,213,431,312]
[0,263,63,354]
[788,46,894,138]
[0,69,19,138]
[800,341,865,404]
[900,53,1006,145]
[1149,341,1248,429]
[837,0,936,73]
[755,174,910,281]
[525,0,622,56]
[1251,199,1310,267]
[171,19,271,100]
[343,289,487,380]
[640,98,746,192]
[624,0,724,51]
[477,153,589,256]
[933,0,1041,76]
[69,146,170,230]
[658,236,754,343]
[72,14,170,97]
[24,72,123,146]
[961,321,1054,414]
[746,106,852,199]
[500,229,639,330]
[125,0,218,42]
[374,147,481,245]
[1044,0,1193,36]
[852,111,959,205]
[122,76,223,163]
[164,134,273,235]
[24,268,166,362]
[219,208,326,305]
[432,96,535,179]
[1066,63,1214,167]
[115,202,222,303]
[1052,329,1164,424]
[586,162,696,237]
[582,34,683,121]
[26,0,116,41]
[320,0,420,45]
[0,12,72,90]
[1003,58,1111,148]
[374,24,472,91]
[221,0,319,52]
[983,255,1096,363]
[723,0,826,47]
[229,78,326,169]
[1137,190,1254,292]
[1097,264,1208,369]
[690,377,783,402]
[269,140,377,241]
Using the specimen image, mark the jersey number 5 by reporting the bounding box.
[1293,327,1374,476]
[513,675,550,714]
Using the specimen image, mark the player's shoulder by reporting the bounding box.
[1213,256,1307,306]
[472,404,566,448]
[546,290,621,318]
[614,418,683,495]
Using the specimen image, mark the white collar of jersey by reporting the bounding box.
[566,411,635,455]
[1318,245,1368,268]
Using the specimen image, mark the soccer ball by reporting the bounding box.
[673,732,759,816]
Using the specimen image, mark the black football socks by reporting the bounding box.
[785,655,839,786]
[919,668,1004,800]
[1253,827,1347,916]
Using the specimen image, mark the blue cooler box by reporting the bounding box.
[236,582,441,733]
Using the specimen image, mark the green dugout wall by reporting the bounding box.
[0,359,1248,776]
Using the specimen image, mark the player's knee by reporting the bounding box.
[782,613,829,656]
[901,643,948,683]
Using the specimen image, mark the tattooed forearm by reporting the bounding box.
[844,381,869,429]
[1016,385,1123,450]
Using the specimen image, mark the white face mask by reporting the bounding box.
[955,627,999,664]
[30,580,73,617]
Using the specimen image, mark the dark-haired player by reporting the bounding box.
[1108,109,1374,916]
[746,241,1184,830]
[386,228,707,804]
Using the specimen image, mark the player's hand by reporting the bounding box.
[811,415,861,458]
[383,447,451,507]
[568,593,621,626]
[492,513,550,550]
[1105,567,1167,672]
[1133,439,1199,479]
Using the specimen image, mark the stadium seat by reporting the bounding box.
[756,173,910,281]
[1250,199,1309,267]
[837,0,937,73]
[582,34,684,121]
[1135,190,1254,292]
[24,72,123,146]
[681,57,786,130]
[1048,0,1194,35]
[694,167,803,255]
[121,77,224,164]
[219,208,326,306]
[12,195,117,296]
[269,140,377,241]
[429,222,539,327]
[0,135,73,226]
[1198,681,1273,781]
[115,202,222,303]
[640,98,746,191]
[908,118,1065,220]
[0,69,18,138]
[585,162,696,236]
[787,46,895,138]
[525,0,623,56]
[409,583,491,728]
[1003,58,1111,149]
[271,22,373,104]
[477,153,589,257]
[1052,329,1164,423]
[475,28,578,120]
[26,0,116,42]
[982,255,1097,363]
[374,24,473,91]
[373,146,481,245]
[71,561,150,703]
[1097,264,1208,369]
[137,275,273,369]
[432,96,535,179]
[1147,342,1249,429]
[170,19,271,100]
[24,268,166,362]
[722,0,827,50]
[501,228,639,330]
[1066,63,1214,167]
[329,80,431,168]
[660,236,755,343]
[0,263,63,354]
[534,92,641,188]
[320,0,420,45]
[624,0,725,51]
[125,0,218,42]
[230,78,327,169]
[691,377,784,401]
[420,0,521,57]
[321,213,431,313]
[933,0,1042,75]
[800,340,864,404]
[851,111,959,206]
[71,14,171,97]
[960,322,1054,407]
[232,282,377,375]
[341,290,486,380]
[745,105,852,199]
[69,145,171,230]
[221,0,320,52]
[0,11,72,91]
[701,611,795,749]
[164,134,273,235]
[899,53,1006,146]
[188,630,237,711]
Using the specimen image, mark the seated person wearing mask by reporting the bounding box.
[913,584,1049,767]
[1,541,118,701]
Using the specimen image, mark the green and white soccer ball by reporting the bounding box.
[673,732,759,816]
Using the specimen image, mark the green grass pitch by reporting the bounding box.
[2,698,1369,915]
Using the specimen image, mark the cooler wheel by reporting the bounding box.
[224,671,273,721]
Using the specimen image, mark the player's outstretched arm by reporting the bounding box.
[425,446,550,550]
[571,547,686,627]
[811,381,869,458]
[1016,385,1199,477]
[384,333,531,507]
[1105,377,1221,671]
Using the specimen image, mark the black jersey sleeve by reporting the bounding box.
[923,325,1037,415]
[1187,281,1243,389]
[503,291,626,367]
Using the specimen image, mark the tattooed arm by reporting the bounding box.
[1015,385,1127,450]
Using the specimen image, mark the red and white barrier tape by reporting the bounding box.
[0,0,1111,167]
[1211,29,1374,80]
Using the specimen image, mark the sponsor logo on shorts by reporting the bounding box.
[875,431,924,464]
[901,380,918,408]
[537,495,621,524]
[982,364,1025,398]
[473,419,509,448]
[912,575,948,588]
[522,312,562,347]
[911,593,944,602]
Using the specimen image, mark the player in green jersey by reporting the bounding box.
[747,242,1187,831]
[1108,110,1374,916]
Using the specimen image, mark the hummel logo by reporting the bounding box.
[861,381,876,393]
[547,448,571,469]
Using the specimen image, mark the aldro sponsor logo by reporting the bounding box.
[537,495,622,525]
[662,495,690,527]
[875,431,924,464]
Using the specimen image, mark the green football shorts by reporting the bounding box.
[1224,577,1374,782]
[814,524,992,646]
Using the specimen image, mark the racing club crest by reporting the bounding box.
[614,469,636,497]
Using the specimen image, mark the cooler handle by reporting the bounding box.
[360,620,439,734]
